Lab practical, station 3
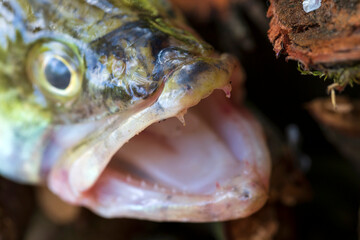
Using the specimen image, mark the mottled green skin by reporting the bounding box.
[0,0,224,183]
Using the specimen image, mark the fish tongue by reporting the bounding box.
[73,91,271,221]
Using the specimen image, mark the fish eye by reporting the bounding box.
[26,40,84,102]
[44,57,71,90]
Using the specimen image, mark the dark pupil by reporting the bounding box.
[44,58,71,90]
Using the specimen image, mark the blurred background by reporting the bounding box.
[178,1,360,239]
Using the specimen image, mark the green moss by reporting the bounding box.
[298,63,360,88]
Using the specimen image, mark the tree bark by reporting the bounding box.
[267,0,360,69]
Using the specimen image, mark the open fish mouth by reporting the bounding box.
[46,54,271,222]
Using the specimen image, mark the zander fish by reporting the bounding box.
[0,0,270,222]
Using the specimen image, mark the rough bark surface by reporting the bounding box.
[267,0,360,68]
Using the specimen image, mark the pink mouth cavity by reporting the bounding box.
[48,90,271,222]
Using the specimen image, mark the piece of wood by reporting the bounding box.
[267,0,360,68]
[307,96,360,136]
[307,97,360,170]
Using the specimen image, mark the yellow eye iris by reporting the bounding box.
[26,40,84,102]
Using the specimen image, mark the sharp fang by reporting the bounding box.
[222,84,232,98]
[176,110,187,126]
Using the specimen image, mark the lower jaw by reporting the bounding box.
[78,91,271,222]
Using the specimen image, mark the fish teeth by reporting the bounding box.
[176,110,187,126]
[222,84,232,98]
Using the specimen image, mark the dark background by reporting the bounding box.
[186,2,360,239]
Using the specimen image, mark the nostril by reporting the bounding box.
[157,47,190,64]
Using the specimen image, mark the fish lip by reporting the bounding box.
[88,169,269,222]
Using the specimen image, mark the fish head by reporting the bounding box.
[0,0,270,222]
